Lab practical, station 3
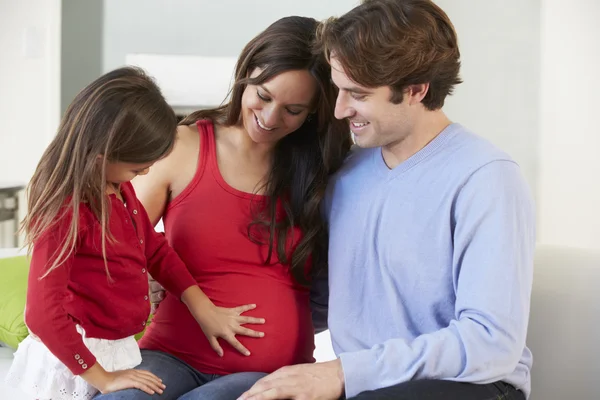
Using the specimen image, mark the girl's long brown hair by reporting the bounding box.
[180,17,351,285]
[24,67,178,278]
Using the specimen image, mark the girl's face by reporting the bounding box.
[105,161,154,185]
[240,68,317,145]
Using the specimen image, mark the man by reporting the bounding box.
[239,0,535,399]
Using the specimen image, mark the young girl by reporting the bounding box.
[4,67,265,400]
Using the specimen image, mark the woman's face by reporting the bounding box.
[241,68,317,145]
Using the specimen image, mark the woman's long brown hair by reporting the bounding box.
[180,17,351,285]
[24,67,178,278]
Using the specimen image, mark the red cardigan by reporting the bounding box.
[25,182,197,375]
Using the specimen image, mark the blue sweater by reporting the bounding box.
[323,123,535,398]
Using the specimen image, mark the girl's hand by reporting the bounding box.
[197,303,266,357]
[81,362,165,396]
[98,369,166,395]
[180,286,266,357]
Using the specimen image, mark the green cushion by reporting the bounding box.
[0,256,30,349]
[135,312,154,341]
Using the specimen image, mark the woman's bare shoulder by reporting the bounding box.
[164,123,202,197]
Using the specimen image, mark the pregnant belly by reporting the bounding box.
[139,277,315,375]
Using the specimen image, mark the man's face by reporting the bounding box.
[330,56,415,150]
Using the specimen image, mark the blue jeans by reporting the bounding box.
[94,350,267,400]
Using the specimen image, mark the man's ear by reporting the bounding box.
[406,83,430,105]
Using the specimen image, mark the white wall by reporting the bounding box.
[61,0,103,114]
[0,0,61,183]
[538,0,600,250]
[0,0,61,246]
[436,0,541,197]
[102,0,359,72]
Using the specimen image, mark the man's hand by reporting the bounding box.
[238,359,344,400]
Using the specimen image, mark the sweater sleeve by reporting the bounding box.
[139,204,197,298]
[339,160,536,397]
[25,211,97,375]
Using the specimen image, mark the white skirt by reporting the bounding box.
[4,326,142,400]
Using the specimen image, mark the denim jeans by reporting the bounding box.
[348,379,526,400]
[94,349,267,400]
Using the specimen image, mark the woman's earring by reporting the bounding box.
[307,113,315,122]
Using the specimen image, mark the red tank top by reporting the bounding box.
[138,120,315,374]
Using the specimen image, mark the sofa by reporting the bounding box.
[526,245,600,399]
[1,245,599,399]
